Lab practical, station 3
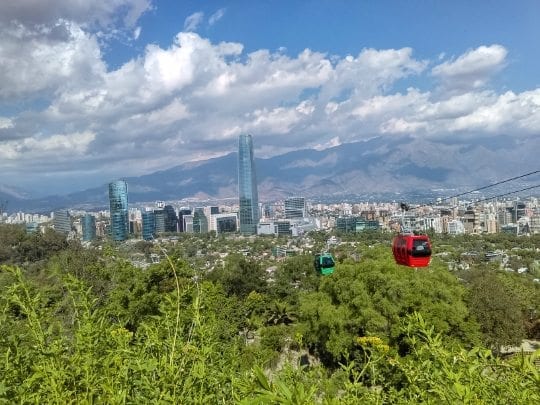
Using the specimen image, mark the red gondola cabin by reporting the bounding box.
[392,234,432,267]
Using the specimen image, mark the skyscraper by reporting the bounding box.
[178,208,192,232]
[142,210,156,240]
[53,210,71,235]
[82,214,96,241]
[238,134,259,235]
[163,205,178,232]
[109,180,129,241]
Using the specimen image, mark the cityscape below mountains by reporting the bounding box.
[1,134,540,214]
[1,133,539,242]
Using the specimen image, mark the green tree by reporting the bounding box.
[208,254,267,297]
[467,269,526,351]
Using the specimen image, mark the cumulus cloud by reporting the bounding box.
[0,0,152,28]
[432,44,508,91]
[0,11,538,194]
[0,20,105,100]
[184,12,204,32]
[0,131,95,160]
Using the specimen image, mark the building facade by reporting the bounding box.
[142,210,156,240]
[53,210,71,235]
[178,208,192,232]
[82,214,96,241]
[109,180,129,241]
[284,197,306,219]
[238,134,259,235]
[212,213,238,234]
[193,208,208,233]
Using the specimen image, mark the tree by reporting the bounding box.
[467,270,526,351]
[208,254,267,297]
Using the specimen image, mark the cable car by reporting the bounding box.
[392,233,432,267]
[314,253,335,275]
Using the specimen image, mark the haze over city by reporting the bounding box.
[1,0,539,197]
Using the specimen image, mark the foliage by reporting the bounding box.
[1,227,539,402]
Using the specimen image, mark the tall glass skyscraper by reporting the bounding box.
[142,210,156,241]
[238,134,259,235]
[82,214,96,241]
[108,180,129,241]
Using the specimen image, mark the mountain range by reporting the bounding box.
[3,134,539,213]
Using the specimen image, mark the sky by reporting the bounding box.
[1,0,539,196]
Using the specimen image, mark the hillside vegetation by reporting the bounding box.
[1,225,539,403]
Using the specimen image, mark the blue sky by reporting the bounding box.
[0,0,539,196]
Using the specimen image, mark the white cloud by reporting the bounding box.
[447,90,540,133]
[0,117,13,129]
[432,44,507,91]
[0,131,95,160]
[209,8,226,26]
[0,21,105,100]
[0,21,538,192]
[0,0,152,28]
[184,12,204,32]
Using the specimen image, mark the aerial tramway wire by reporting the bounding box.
[401,169,540,211]
[466,183,540,205]
[436,169,540,204]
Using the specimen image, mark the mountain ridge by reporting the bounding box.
[5,134,540,213]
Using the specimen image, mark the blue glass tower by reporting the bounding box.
[238,134,259,235]
[82,214,96,241]
[142,210,156,240]
[108,180,129,241]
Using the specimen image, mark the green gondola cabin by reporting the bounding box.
[314,253,335,275]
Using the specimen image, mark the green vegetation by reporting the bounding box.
[1,224,539,403]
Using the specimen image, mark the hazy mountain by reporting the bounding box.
[8,134,540,212]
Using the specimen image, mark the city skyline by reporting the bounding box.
[0,1,539,196]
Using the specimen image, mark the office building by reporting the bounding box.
[212,213,238,234]
[238,134,259,235]
[154,209,165,233]
[82,214,96,241]
[142,210,156,240]
[109,180,129,241]
[183,214,194,233]
[53,210,71,235]
[163,205,178,232]
[193,208,208,233]
[284,197,306,219]
[178,208,192,232]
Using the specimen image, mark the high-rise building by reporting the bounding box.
[163,205,178,232]
[82,214,96,241]
[142,210,156,240]
[178,208,192,232]
[183,214,194,233]
[284,197,307,219]
[154,209,166,233]
[193,208,208,233]
[109,180,129,241]
[238,134,259,235]
[53,210,71,235]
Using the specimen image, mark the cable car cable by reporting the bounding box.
[400,170,540,212]
[465,183,540,205]
[437,169,540,204]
